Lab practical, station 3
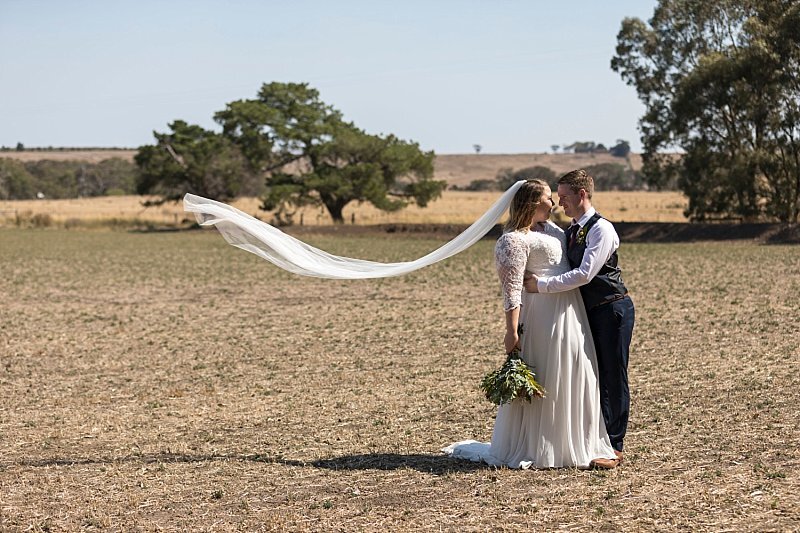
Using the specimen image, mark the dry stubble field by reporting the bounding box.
[1,228,798,531]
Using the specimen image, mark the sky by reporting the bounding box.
[0,0,658,154]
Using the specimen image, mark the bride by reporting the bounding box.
[442,179,618,469]
[183,179,618,469]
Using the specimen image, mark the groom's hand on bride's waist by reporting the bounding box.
[523,274,540,293]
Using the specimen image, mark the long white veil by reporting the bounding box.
[182,180,526,279]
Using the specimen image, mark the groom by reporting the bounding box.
[524,169,635,468]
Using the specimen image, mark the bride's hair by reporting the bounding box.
[505,179,549,232]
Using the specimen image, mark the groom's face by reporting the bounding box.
[557,184,581,219]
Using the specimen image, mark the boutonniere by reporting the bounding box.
[575,225,589,245]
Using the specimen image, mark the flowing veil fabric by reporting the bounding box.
[182,180,526,279]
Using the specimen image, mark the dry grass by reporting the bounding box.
[0,228,798,531]
[1,150,137,164]
[2,150,671,226]
[0,190,688,229]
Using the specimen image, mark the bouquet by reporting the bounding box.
[480,348,546,405]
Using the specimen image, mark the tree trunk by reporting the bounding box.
[792,143,800,224]
[324,199,346,223]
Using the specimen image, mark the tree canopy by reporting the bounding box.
[215,82,443,224]
[612,0,800,222]
[609,140,631,158]
[136,82,444,223]
[135,120,257,205]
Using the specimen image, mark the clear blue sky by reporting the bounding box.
[0,0,657,154]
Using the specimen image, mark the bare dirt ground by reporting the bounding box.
[1,229,798,531]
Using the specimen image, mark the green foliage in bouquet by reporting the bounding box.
[481,349,546,405]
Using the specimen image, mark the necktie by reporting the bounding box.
[568,224,579,248]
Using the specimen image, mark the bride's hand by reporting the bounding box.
[504,330,520,354]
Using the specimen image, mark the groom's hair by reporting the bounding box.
[558,169,594,199]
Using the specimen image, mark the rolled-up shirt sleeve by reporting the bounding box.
[537,221,618,294]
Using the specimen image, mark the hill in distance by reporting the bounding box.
[2,149,641,187]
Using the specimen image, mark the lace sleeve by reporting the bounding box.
[494,232,529,312]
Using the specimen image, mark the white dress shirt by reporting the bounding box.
[537,207,620,294]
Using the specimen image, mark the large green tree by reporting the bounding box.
[612,0,800,222]
[215,82,444,224]
[135,120,257,204]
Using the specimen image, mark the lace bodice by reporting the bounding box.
[494,222,568,311]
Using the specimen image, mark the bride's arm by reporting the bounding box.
[495,232,528,353]
[503,306,521,353]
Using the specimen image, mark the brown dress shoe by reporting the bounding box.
[614,450,624,465]
[589,457,620,470]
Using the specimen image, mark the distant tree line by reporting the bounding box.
[0,158,138,200]
[553,140,631,158]
[454,162,647,192]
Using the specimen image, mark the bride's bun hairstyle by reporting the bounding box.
[505,179,549,231]
[558,169,594,199]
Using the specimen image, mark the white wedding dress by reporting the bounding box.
[443,221,617,468]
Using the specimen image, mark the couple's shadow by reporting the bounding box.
[17,451,491,476]
[310,453,490,474]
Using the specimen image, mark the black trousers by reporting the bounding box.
[587,296,635,452]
